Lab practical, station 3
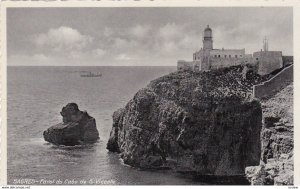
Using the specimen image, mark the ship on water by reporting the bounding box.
[80,71,102,77]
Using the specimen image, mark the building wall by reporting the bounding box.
[210,49,245,58]
[253,65,293,99]
[243,54,255,65]
[209,57,245,69]
[194,50,203,60]
[194,49,246,71]
[199,57,210,71]
[186,47,285,75]
[253,51,283,75]
[193,51,201,60]
[177,61,195,71]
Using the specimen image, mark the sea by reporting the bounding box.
[7,66,205,185]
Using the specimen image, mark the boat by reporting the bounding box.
[80,71,102,77]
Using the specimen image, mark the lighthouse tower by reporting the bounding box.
[203,25,213,50]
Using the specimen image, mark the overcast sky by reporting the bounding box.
[7,7,293,66]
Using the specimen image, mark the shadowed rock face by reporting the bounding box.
[246,84,293,185]
[107,66,263,176]
[43,103,99,146]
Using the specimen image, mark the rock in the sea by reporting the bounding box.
[43,103,99,146]
[107,66,263,176]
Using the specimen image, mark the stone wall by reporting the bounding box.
[253,65,293,99]
[253,51,283,75]
[177,60,195,71]
[282,56,293,67]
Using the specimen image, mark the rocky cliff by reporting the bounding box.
[246,83,293,185]
[44,103,99,146]
[107,66,264,178]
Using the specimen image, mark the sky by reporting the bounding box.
[7,7,293,66]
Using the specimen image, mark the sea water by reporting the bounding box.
[7,66,205,185]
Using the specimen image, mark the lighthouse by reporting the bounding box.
[203,25,213,50]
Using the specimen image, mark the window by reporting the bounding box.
[256,58,259,60]
[215,55,217,57]
[229,55,231,58]
[235,55,238,58]
[240,55,243,57]
[218,55,220,57]
[225,55,227,58]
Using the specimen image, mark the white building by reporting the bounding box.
[177,25,284,75]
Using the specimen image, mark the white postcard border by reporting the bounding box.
[0,0,299,186]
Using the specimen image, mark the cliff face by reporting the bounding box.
[246,84,293,185]
[107,66,263,176]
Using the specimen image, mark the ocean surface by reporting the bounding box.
[7,66,205,185]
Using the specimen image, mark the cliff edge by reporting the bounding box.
[246,83,293,185]
[107,66,264,178]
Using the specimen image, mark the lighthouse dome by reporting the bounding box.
[204,25,212,38]
[204,25,212,32]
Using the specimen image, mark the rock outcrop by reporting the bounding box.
[107,66,263,177]
[246,84,293,185]
[43,103,99,146]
